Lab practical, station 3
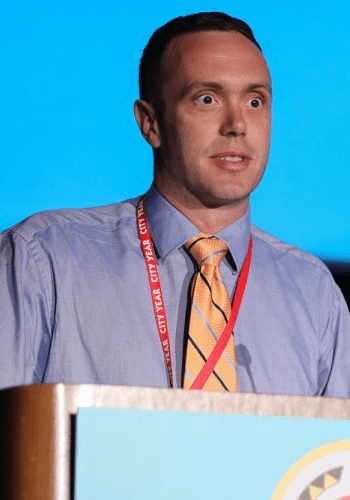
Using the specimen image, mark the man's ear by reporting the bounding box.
[134,100,161,149]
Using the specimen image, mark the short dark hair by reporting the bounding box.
[139,12,262,106]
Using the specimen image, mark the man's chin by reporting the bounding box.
[198,189,251,210]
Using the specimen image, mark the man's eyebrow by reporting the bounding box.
[247,82,273,97]
[179,81,224,99]
[179,81,273,98]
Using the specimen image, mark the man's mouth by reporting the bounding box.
[212,150,251,169]
[220,155,245,162]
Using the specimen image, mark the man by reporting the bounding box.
[0,12,349,395]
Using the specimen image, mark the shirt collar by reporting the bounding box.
[144,183,251,273]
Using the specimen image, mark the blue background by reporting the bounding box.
[1,1,349,260]
[76,408,350,499]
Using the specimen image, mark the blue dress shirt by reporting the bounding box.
[1,184,350,395]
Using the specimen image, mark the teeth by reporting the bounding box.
[221,156,244,162]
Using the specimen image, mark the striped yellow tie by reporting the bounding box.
[183,235,237,392]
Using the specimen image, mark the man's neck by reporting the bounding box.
[155,184,249,234]
[177,204,248,234]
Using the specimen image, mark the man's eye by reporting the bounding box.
[197,94,215,105]
[248,97,262,108]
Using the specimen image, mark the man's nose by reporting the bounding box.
[219,103,247,137]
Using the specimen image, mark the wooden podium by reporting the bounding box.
[1,384,350,500]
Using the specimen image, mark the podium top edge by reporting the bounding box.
[0,383,349,420]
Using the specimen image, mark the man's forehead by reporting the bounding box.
[165,30,264,62]
[161,30,271,89]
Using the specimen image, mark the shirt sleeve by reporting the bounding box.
[318,277,350,398]
[0,230,53,390]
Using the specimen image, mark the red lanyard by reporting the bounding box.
[137,197,174,387]
[136,196,252,390]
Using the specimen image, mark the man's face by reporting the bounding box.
[152,30,272,216]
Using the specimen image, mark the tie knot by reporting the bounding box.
[184,234,228,267]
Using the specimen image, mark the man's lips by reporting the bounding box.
[210,150,251,169]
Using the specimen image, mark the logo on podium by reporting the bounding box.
[272,440,350,499]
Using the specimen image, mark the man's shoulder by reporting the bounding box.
[251,224,331,276]
[2,196,141,244]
